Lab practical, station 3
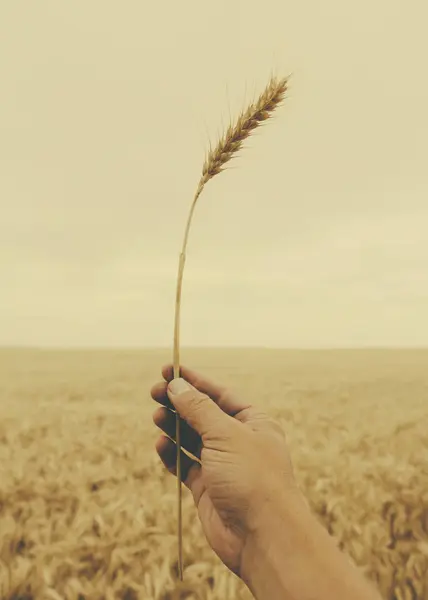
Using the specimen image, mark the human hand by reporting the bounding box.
[150,364,304,576]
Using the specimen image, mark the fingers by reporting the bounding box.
[167,378,230,438]
[155,435,202,495]
[153,406,202,459]
[151,364,250,417]
[150,380,174,410]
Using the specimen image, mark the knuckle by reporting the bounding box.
[249,413,285,438]
[189,393,209,414]
[235,407,254,422]
[191,375,205,392]
[217,384,229,400]
[247,407,268,423]
[218,386,236,406]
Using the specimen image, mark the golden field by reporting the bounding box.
[0,348,427,600]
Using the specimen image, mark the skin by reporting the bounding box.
[151,364,383,600]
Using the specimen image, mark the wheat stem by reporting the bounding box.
[172,74,289,582]
[172,185,202,582]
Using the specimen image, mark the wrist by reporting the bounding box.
[240,488,382,600]
[240,488,312,595]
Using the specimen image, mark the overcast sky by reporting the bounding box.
[1,1,427,348]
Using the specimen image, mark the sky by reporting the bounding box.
[0,0,427,348]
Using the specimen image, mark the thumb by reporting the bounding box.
[167,377,228,438]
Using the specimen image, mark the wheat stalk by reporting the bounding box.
[172,73,289,581]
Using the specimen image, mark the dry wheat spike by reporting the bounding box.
[172,73,289,581]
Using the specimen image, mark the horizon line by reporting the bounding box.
[1,345,427,351]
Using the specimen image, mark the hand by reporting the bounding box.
[150,364,302,576]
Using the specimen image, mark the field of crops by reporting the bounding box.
[0,348,427,599]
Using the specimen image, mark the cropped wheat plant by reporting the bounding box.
[172,73,289,580]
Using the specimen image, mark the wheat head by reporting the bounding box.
[201,75,289,186]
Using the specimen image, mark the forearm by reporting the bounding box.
[241,492,382,600]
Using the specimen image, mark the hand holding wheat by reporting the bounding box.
[172,74,289,580]
[151,365,384,600]
[151,364,298,577]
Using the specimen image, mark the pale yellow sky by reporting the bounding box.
[1,1,427,348]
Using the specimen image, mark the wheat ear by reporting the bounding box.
[172,74,289,581]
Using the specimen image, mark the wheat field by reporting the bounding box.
[0,348,427,599]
